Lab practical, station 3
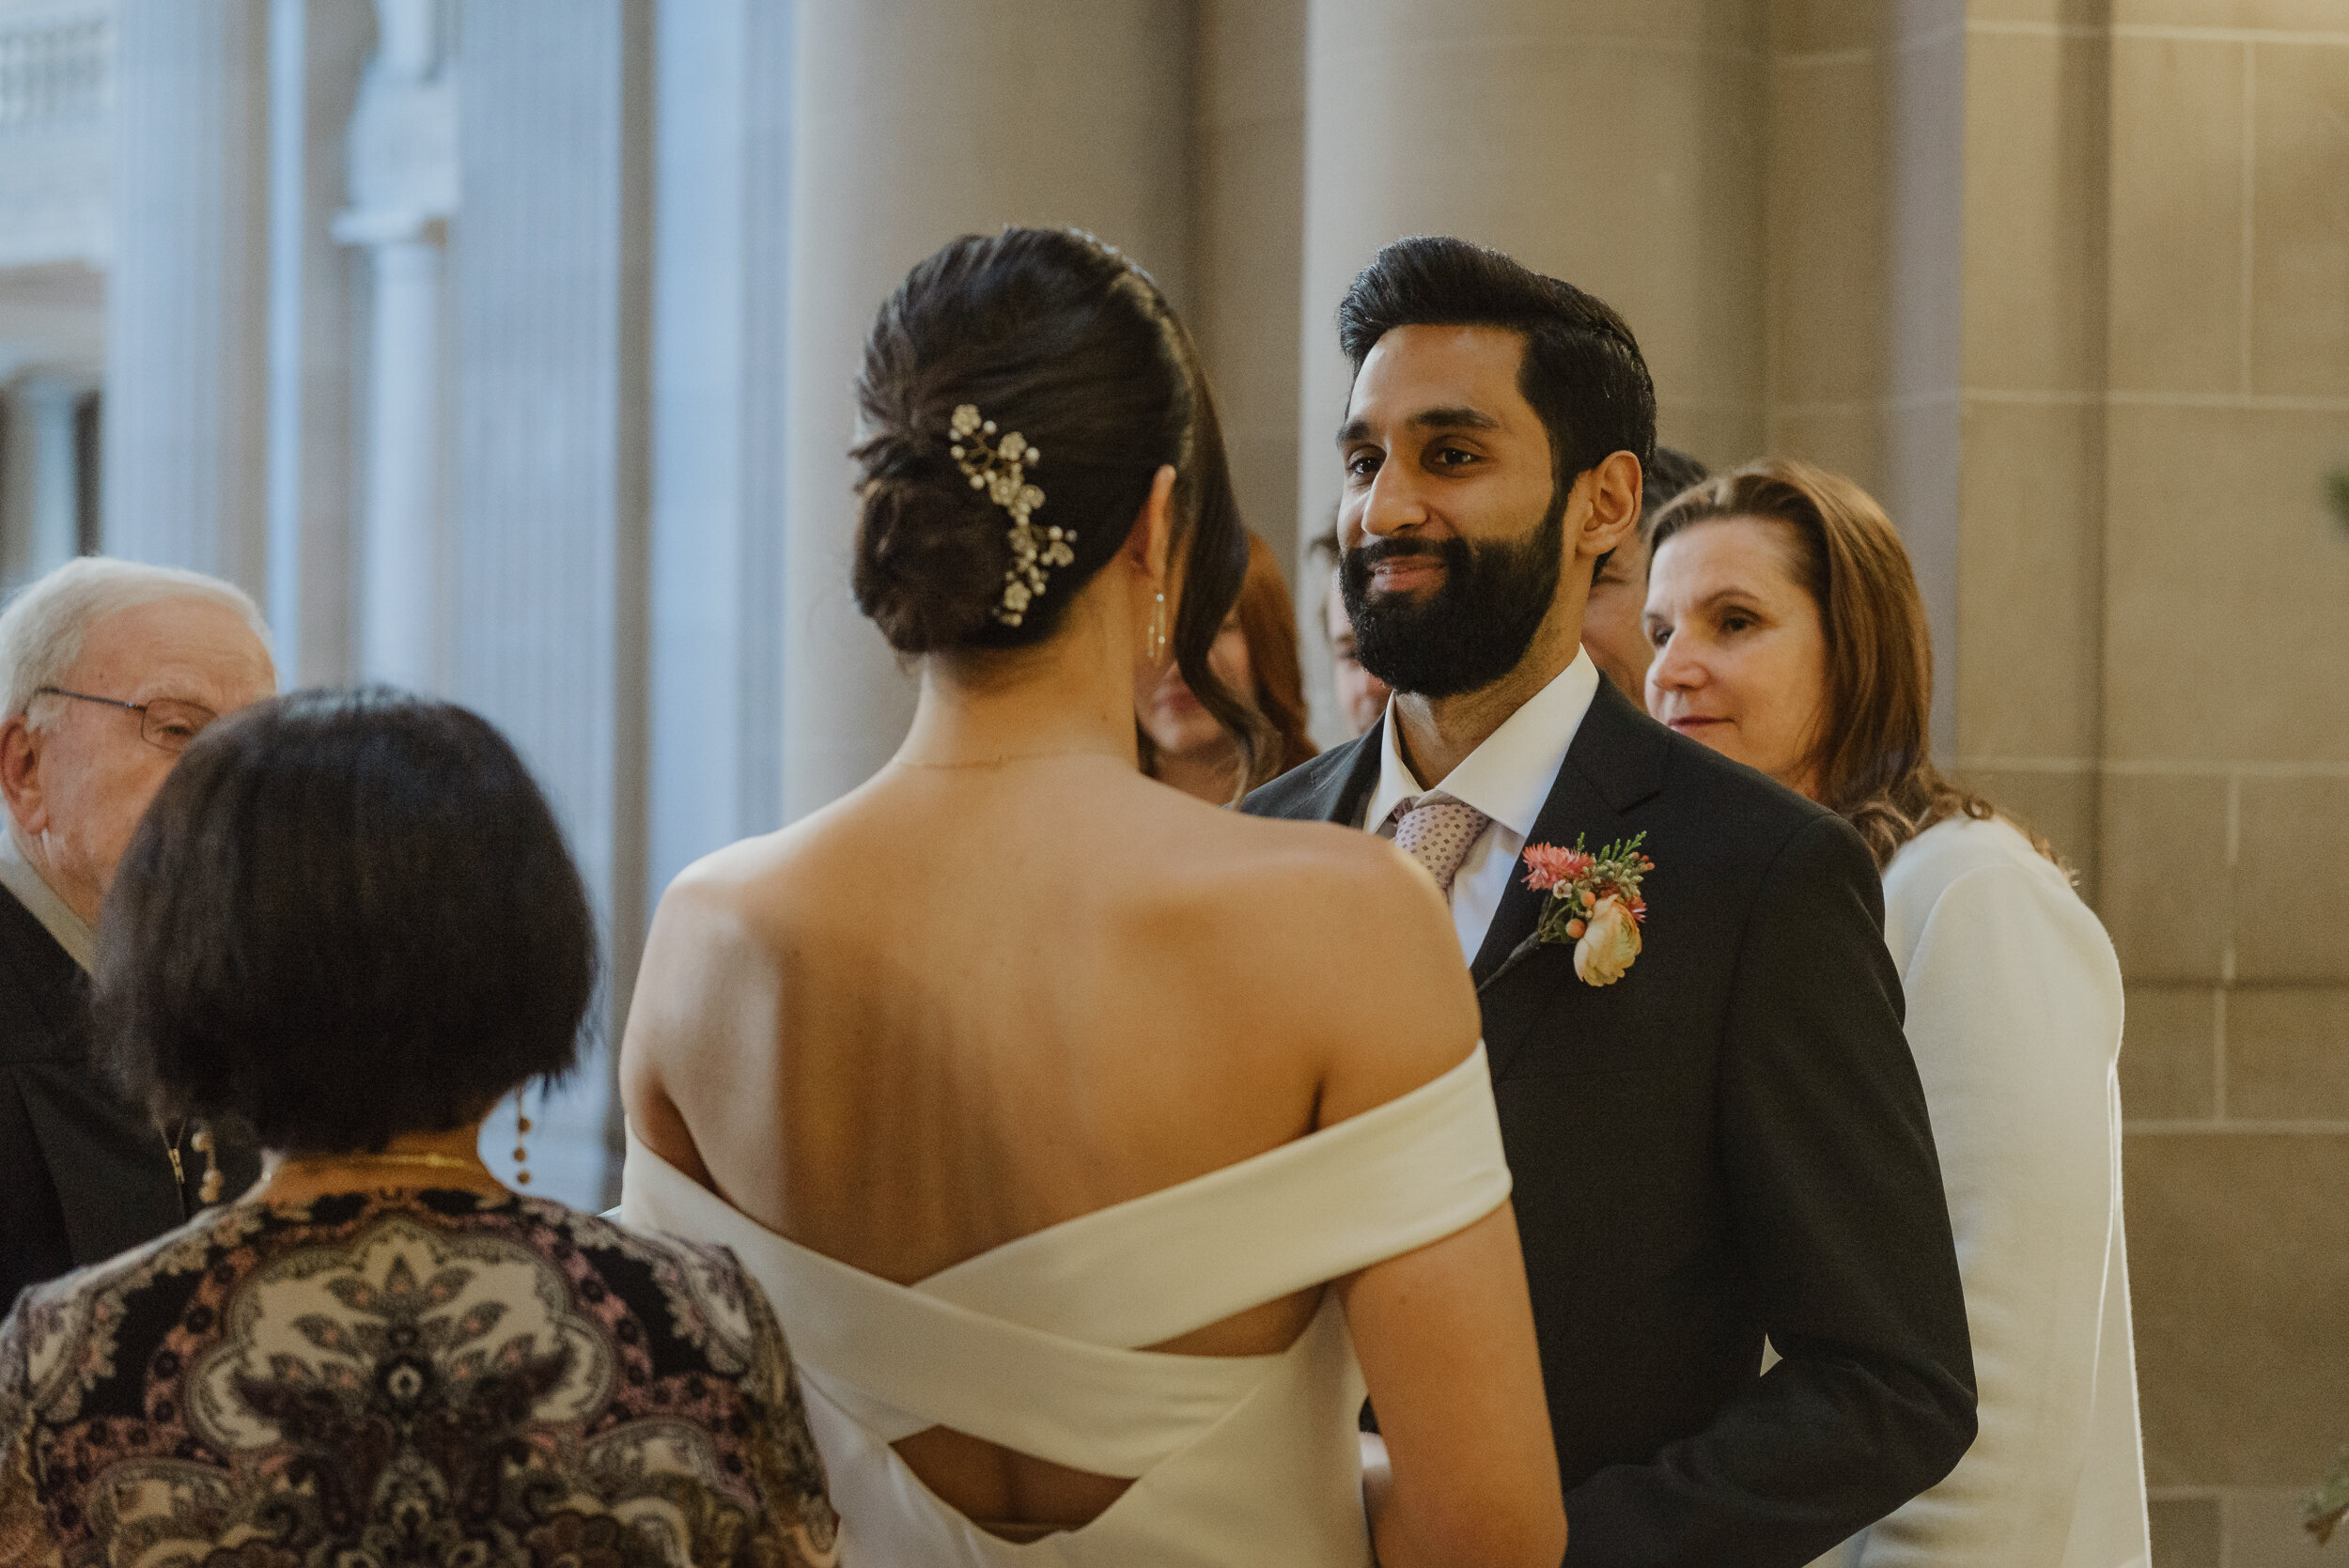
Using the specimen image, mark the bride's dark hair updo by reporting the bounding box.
[852,227,1258,762]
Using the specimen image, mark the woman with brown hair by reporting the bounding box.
[1640,458,2149,1568]
[1134,529,1319,802]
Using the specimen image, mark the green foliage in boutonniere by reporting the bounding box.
[1520,832,1655,986]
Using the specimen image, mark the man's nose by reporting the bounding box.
[1359,461,1425,540]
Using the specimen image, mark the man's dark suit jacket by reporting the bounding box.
[1244,677,1977,1567]
[0,884,257,1316]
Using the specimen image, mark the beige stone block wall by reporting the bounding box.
[2027,8,2349,1565]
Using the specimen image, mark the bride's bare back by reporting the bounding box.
[622,752,1476,1529]
[623,225,1560,1565]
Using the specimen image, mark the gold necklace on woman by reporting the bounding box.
[890,748,1125,770]
[274,1151,485,1174]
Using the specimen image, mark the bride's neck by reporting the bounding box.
[896,583,1142,769]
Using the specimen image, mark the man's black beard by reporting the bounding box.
[1339,493,1564,698]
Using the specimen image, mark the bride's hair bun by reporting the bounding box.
[849,228,1190,656]
[852,434,1001,654]
[846,225,1257,806]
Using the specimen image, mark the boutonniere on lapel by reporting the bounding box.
[1520,833,1655,986]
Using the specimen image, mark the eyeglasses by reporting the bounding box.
[35,687,220,753]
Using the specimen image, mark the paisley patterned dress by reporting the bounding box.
[0,1187,839,1568]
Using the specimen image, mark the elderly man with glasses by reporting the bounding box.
[0,558,276,1312]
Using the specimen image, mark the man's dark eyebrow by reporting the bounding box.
[1336,404,1502,446]
[1408,405,1501,432]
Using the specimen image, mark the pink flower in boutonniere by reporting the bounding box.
[1520,832,1654,986]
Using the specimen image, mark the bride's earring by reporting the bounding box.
[1148,591,1169,661]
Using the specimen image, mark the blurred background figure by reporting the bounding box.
[1581,443,1705,706]
[1643,460,2149,1568]
[1137,530,1317,802]
[0,558,274,1314]
[1312,526,1390,737]
[0,689,839,1567]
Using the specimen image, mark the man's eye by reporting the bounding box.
[1345,453,1380,478]
[1433,446,1475,468]
[1646,624,1672,648]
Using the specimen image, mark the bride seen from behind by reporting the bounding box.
[618,228,1563,1567]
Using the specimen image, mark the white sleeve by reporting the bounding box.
[1844,861,2125,1568]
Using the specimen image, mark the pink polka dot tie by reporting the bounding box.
[1390,793,1493,901]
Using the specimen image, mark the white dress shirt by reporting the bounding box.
[1359,651,1601,962]
[0,818,92,972]
[1812,815,2150,1568]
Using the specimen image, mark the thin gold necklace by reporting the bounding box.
[271,1151,487,1175]
[890,748,1124,770]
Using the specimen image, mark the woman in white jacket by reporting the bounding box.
[1639,458,2150,1568]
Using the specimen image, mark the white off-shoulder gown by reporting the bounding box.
[620,1045,1512,1566]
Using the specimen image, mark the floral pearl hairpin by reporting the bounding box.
[950,403,1075,627]
[1520,832,1655,986]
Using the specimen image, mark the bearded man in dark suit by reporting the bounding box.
[0,559,274,1314]
[1244,237,1976,1567]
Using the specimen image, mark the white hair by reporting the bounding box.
[0,557,275,727]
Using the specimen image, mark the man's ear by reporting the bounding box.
[1572,450,1645,562]
[0,715,48,836]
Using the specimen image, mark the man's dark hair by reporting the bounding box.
[1641,444,1710,537]
[1337,236,1657,496]
[95,688,598,1155]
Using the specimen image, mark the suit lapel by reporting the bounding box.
[1473,679,1670,1080]
[1308,716,1386,826]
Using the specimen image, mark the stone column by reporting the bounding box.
[1195,0,1307,570]
[778,0,1196,819]
[261,0,370,686]
[1297,0,1768,739]
[645,0,790,901]
[103,0,272,595]
[450,0,652,1207]
[4,375,90,584]
[1762,3,1968,759]
[14,380,86,582]
[1194,0,1316,729]
[334,0,458,691]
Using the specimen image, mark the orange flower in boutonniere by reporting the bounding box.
[1521,833,1655,986]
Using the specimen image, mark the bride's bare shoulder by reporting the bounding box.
[1200,809,1425,902]
[1160,810,1475,1034]
[652,797,861,917]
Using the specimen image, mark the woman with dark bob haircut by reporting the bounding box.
[1641,460,2149,1568]
[0,689,839,1568]
[620,228,1562,1565]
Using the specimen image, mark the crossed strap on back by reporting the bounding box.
[620,1045,1508,1480]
